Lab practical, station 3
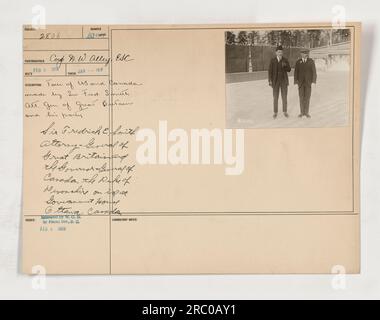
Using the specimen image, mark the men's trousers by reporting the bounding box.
[298,84,312,115]
[273,82,288,114]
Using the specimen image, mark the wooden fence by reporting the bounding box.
[226,45,302,73]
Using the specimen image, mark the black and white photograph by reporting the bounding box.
[226,28,352,128]
[1,0,380,303]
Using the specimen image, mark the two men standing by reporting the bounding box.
[268,46,317,118]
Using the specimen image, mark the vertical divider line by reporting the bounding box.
[108,26,113,274]
[111,28,114,274]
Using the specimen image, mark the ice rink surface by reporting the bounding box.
[226,70,350,128]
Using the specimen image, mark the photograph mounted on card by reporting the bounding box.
[22,23,361,275]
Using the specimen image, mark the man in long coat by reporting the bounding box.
[268,45,292,119]
[294,48,317,118]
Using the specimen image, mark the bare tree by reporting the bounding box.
[226,31,236,45]
[237,31,248,45]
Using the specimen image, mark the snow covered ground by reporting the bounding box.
[226,70,350,128]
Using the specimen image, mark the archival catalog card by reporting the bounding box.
[22,23,361,275]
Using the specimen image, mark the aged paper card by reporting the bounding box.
[22,23,361,274]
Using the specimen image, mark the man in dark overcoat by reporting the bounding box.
[268,45,292,119]
[294,48,317,118]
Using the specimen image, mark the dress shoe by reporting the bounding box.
[273,113,278,119]
[284,112,289,118]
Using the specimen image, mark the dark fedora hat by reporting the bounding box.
[300,48,310,53]
[276,45,284,51]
